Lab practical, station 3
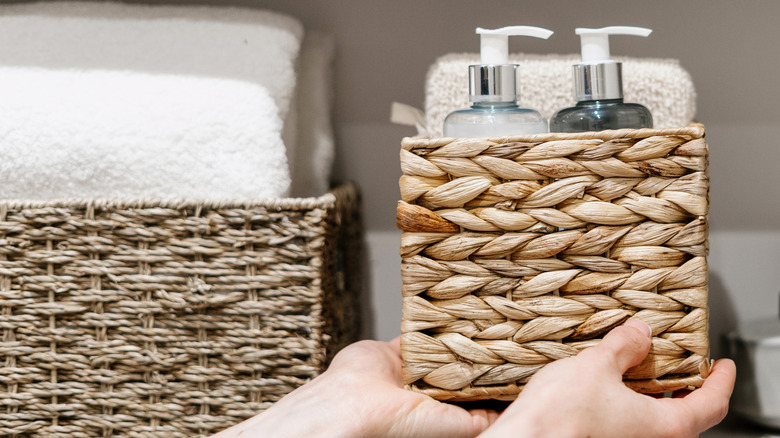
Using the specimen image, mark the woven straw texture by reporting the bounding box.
[0,183,363,437]
[397,125,710,401]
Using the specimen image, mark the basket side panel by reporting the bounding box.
[321,184,365,363]
[0,198,340,437]
[398,130,710,401]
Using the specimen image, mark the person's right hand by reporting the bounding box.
[479,319,736,438]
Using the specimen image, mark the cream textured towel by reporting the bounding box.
[425,53,697,137]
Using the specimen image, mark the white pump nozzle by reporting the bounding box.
[476,26,553,65]
[576,26,652,63]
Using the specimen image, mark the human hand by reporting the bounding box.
[212,338,497,438]
[479,319,736,438]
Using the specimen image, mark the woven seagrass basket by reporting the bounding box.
[397,125,710,401]
[0,183,363,437]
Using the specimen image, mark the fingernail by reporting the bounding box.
[625,318,652,338]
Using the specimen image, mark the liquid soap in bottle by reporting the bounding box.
[443,26,553,137]
[550,26,653,132]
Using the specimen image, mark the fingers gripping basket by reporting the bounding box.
[397,125,710,401]
[0,183,363,437]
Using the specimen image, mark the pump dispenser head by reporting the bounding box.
[573,26,652,102]
[469,26,553,103]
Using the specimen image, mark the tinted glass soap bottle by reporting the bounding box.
[550,26,653,133]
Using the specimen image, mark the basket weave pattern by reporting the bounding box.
[397,125,709,401]
[0,184,362,437]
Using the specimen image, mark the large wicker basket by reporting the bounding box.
[397,125,710,401]
[0,183,363,437]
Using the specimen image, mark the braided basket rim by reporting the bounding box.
[402,123,705,148]
[0,182,357,211]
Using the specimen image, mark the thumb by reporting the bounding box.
[403,401,494,438]
[590,318,652,374]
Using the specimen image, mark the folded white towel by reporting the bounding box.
[425,53,697,137]
[0,69,290,201]
[0,2,303,121]
[0,2,306,200]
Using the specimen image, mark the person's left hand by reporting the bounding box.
[212,337,498,438]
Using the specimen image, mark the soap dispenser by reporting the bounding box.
[443,26,553,137]
[550,26,653,133]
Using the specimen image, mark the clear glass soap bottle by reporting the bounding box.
[443,26,552,138]
[443,75,548,137]
[550,26,654,133]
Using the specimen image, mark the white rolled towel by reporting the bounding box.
[0,2,309,200]
[425,53,697,137]
[0,69,290,201]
